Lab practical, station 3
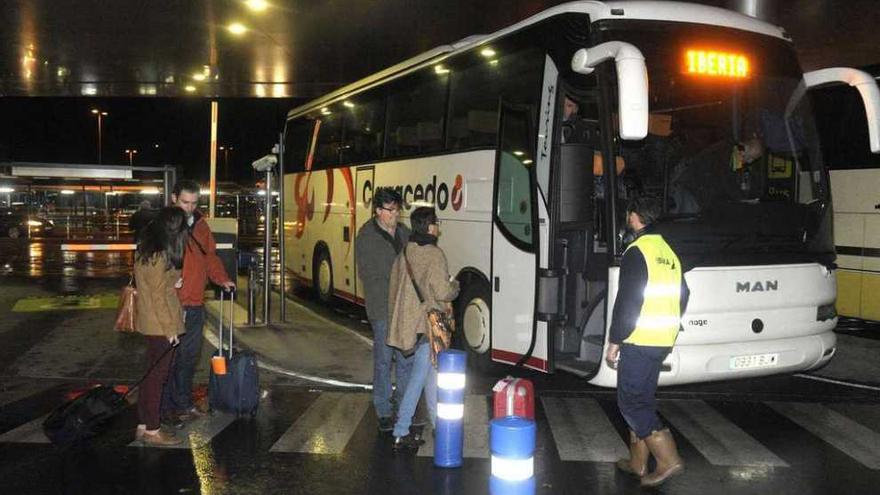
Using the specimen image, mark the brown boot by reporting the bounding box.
[140,429,182,447]
[615,430,649,477]
[641,429,684,487]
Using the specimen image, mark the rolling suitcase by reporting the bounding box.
[209,289,260,417]
[43,344,175,448]
[492,376,535,420]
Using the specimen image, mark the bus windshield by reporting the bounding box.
[598,22,833,266]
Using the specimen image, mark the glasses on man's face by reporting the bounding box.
[432,219,442,226]
[379,206,400,214]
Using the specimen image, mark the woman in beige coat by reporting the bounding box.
[133,207,187,446]
[386,207,459,451]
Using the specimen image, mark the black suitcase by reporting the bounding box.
[43,345,175,447]
[209,289,259,417]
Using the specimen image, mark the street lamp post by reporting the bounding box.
[219,145,234,180]
[124,148,138,166]
[90,109,108,164]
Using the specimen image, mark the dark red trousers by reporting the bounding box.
[138,336,175,430]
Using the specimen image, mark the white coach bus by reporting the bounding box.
[813,66,880,321]
[281,1,880,386]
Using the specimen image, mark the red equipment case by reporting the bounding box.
[492,376,535,420]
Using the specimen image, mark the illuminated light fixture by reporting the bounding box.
[343,100,355,108]
[489,59,499,66]
[139,85,157,95]
[685,49,750,78]
[320,107,331,115]
[184,85,197,93]
[245,0,269,12]
[27,220,42,227]
[56,66,68,78]
[82,85,97,96]
[0,187,13,193]
[192,73,206,81]
[480,48,497,58]
[104,191,118,195]
[522,159,534,165]
[200,189,211,195]
[434,64,450,75]
[513,151,524,156]
[140,188,161,195]
[61,190,75,195]
[227,22,248,35]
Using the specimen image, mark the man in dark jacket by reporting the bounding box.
[606,196,688,487]
[355,187,412,433]
[161,180,235,427]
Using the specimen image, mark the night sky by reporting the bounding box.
[0,97,302,184]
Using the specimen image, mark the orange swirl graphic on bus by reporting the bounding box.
[451,174,463,211]
[293,173,314,239]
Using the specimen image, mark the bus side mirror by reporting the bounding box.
[800,67,880,153]
[571,42,649,141]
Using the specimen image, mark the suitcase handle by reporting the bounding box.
[219,288,236,358]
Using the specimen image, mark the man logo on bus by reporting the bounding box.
[363,174,463,212]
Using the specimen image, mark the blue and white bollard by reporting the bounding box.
[489,416,536,495]
[434,349,467,468]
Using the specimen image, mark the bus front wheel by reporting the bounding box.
[312,247,334,303]
[454,280,493,372]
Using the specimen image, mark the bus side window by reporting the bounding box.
[311,104,344,169]
[447,46,544,150]
[385,70,448,158]
[339,89,385,164]
[284,119,315,173]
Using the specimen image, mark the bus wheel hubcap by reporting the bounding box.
[318,259,332,295]
[463,298,490,354]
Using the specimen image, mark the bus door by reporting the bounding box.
[548,90,608,378]
[490,104,546,371]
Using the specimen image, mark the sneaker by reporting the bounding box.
[177,406,206,422]
[140,429,182,447]
[161,413,184,430]
[377,416,395,433]
[392,432,424,453]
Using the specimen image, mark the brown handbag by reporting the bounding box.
[403,248,455,366]
[113,277,138,332]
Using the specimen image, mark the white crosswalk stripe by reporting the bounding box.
[0,413,51,444]
[541,397,629,462]
[658,400,788,467]
[270,391,371,454]
[127,412,237,449]
[419,395,490,458]
[768,401,880,470]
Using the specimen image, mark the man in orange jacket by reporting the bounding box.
[162,180,235,426]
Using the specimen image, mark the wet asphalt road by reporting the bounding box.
[2,239,880,493]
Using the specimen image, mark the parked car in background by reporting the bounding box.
[0,209,54,238]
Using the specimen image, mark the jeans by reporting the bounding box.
[161,306,205,414]
[617,343,670,439]
[371,319,414,419]
[139,336,175,430]
[392,339,437,438]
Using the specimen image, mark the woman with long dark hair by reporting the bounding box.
[133,206,188,446]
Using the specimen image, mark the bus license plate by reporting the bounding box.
[729,353,779,370]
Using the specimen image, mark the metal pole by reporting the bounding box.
[97,113,103,164]
[263,168,272,325]
[278,133,287,322]
[209,101,219,217]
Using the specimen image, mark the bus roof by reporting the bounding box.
[288,1,788,119]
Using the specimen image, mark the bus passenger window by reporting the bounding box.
[340,90,385,164]
[385,71,448,158]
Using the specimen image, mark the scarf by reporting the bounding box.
[409,232,438,246]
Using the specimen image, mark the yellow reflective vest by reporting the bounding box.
[622,234,683,347]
